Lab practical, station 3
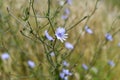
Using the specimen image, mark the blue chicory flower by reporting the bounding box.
[50,52,55,57]
[55,27,68,42]
[60,72,65,79]
[85,26,93,34]
[62,69,72,76]
[65,8,70,15]
[65,42,74,50]
[60,68,72,80]
[61,15,68,20]
[108,60,115,67]
[67,0,72,5]
[62,61,69,67]
[45,30,54,41]
[28,60,35,68]
[64,76,68,80]
[1,52,10,60]
[82,64,88,70]
[61,8,70,20]
[105,33,113,41]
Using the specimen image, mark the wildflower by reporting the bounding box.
[1,52,10,60]
[61,15,68,20]
[50,52,55,57]
[28,60,35,68]
[55,27,68,42]
[82,64,88,70]
[45,30,54,41]
[65,42,74,50]
[62,69,72,76]
[108,60,115,67]
[67,0,72,5]
[60,68,72,80]
[65,8,70,15]
[105,33,113,41]
[61,8,70,20]
[64,76,68,80]
[62,61,69,67]
[60,72,65,79]
[85,26,93,34]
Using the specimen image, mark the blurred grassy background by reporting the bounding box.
[106,0,120,8]
[0,0,120,80]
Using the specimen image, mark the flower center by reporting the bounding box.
[58,33,63,37]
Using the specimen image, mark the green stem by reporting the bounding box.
[31,0,38,28]
[48,0,50,16]
[67,16,88,31]
[47,17,55,33]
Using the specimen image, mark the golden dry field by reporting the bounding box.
[0,0,120,80]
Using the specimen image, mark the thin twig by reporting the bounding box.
[30,0,39,28]
[7,7,26,28]
[67,16,88,31]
